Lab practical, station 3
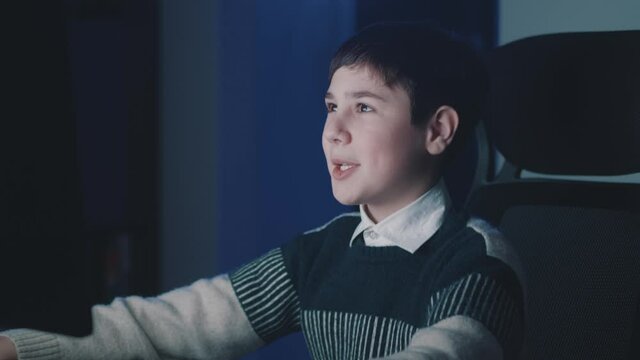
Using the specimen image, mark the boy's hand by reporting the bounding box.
[0,336,17,360]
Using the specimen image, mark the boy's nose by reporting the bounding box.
[323,123,351,145]
[328,132,349,144]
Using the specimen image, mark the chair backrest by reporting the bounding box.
[466,30,640,360]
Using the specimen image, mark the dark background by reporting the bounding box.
[1,0,495,358]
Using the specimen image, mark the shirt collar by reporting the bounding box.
[349,180,452,253]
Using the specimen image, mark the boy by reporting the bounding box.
[0,22,524,359]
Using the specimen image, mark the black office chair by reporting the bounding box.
[466,30,640,360]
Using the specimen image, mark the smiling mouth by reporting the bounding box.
[331,162,359,180]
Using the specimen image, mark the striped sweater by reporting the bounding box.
[230,211,524,359]
[1,211,523,360]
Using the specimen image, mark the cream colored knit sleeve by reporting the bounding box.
[1,274,264,360]
[374,315,503,360]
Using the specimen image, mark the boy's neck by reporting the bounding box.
[364,178,439,223]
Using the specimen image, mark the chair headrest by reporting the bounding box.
[486,30,640,175]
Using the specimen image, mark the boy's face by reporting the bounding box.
[323,65,434,221]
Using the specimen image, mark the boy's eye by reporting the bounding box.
[326,103,337,112]
[357,103,373,113]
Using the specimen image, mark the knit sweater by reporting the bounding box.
[1,211,524,360]
[230,211,523,359]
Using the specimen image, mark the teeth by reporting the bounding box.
[339,164,353,171]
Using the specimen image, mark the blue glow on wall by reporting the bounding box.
[214,1,355,359]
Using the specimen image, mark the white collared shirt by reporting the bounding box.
[349,180,452,253]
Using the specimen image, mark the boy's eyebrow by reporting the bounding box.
[324,90,387,102]
[349,90,387,102]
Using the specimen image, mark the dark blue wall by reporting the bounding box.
[215,1,355,269]
[214,2,355,358]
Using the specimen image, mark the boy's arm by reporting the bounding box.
[375,271,521,360]
[374,315,502,360]
[0,274,264,360]
[377,234,525,360]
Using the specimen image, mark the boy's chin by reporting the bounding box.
[332,191,360,206]
[335,198,358,206]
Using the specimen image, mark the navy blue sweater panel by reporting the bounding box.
[280,211,524,357]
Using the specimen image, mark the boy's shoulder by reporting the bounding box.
[432,214,526,299]
[438,213,522,271]
[465,217,526,292]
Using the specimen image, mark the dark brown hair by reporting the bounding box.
[329,22,488,162]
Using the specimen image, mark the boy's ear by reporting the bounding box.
[424,106,459,156]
